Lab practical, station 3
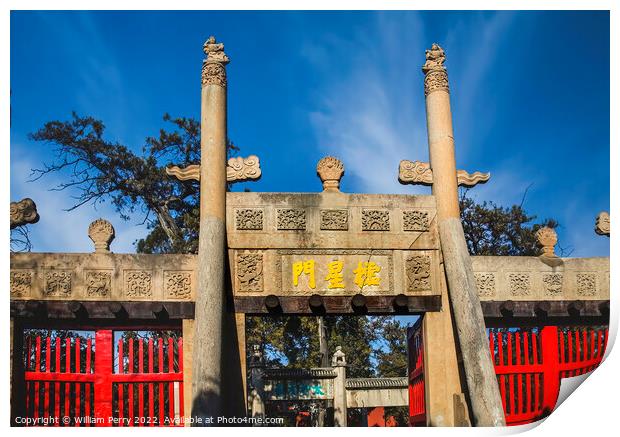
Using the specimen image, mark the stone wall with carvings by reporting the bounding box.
[471,256,609,301]
[226,192,439,250]
[10,253,196,302]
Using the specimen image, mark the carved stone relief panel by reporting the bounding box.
[474,273,496,297]
[235,209,264,231]
[320,210,349,231]
[362,210,390,231]
[236,252,264,292]
[403,211,430,232]
[542,273,563,296]
[85,270,112,297]
[10,270,32,297]
[508,273,531,296]
[124,270,153,298]
[277,209,306,230]
[576,273,597,296]
[164,271,192,299]
[44,270,72,297]
[406,255,431,292]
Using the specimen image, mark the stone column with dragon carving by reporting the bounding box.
[422,44,505,426]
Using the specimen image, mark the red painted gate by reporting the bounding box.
[408,323,608,427]
[20,329,184,427]
[490,326,608,426]
[407,319,425,426]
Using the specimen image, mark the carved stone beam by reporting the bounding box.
[10,198,40,229]
[398,160,490,188]
[166,155,262,183]
[595,211,610,237]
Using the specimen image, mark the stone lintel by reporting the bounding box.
[233,295,442,314]
[10,300,195,321]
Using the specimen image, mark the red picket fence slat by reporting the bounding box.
[20,329,183,427]
[407,319,426,426]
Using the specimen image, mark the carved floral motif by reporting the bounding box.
[424,70,450,96]
[320,210,348,231]
[508,273,531,296]
[165,271,192,299]
[124,270,153,298]
[236,252,264,292]
[577,273,597,296]
[362,210,390,231]
[202,63,227,87]
[474,273,496,297]
[403,211,429,232]
[542,273,563,296]
[277,209,306,230]
[88,219,115,253]
[85,271,112,297]
[316,157,345,192]
[44,271,72,297]
[536,227,558,257]
[235,209,264,230]
[406,255,431,292]
[10,270,32,297]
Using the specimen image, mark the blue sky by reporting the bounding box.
[10,10,610,257]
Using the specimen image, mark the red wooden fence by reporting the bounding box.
[21,329,184,427]
[407,319,426,427]
[407,324,608,427]
[490,326,608,426]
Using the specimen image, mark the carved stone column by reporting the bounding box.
[422,44,505,426]
[331,346,347,427]
[191,36,230,423]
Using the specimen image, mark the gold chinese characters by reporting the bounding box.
[292,259,381,290]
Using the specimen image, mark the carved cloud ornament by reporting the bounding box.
[398,160,490,188]
[227,155,262,182]
[595,211,610,237]
[166,156,262,184]
[10,198,39,229]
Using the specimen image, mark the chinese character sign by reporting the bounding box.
[283,254,391,293]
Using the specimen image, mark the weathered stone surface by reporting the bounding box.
[471,256,609,301]
[595,211,610,236]
[10,198,39,229]
[10,253,196,301]
[398,160,490,188]
[226,192,439,250]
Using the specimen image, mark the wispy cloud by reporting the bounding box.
[303,12,516,196]
[303,12,428,195]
